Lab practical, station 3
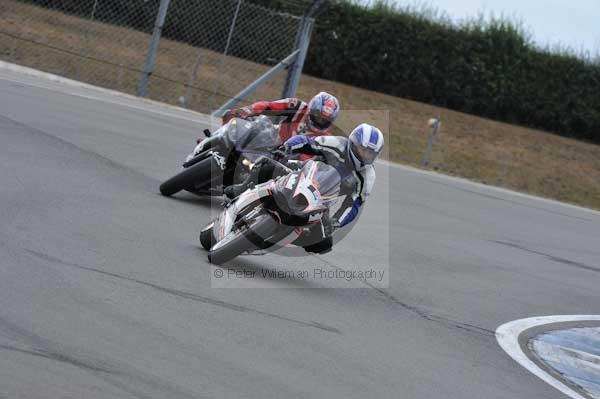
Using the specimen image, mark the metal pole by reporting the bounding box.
[90,0,99,21]
[83,0,99,51]
[209,0,242,111]
[281,17,313,99]
[423,116,442,167]
[281,16,306,98]
[213,50,300,117]
[306,0,326,18]
[183,53,204,109]
[281,0,324,98]
[137,0,171,97]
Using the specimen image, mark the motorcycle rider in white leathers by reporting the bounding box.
[225,123,385,254]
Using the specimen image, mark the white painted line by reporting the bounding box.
[496,315,600,399]
[2,61,599,218]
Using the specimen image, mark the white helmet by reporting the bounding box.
[348,124,384,168]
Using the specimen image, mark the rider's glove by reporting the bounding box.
[271,146,288,161]
[271,149,289,162]
[283,134,312,153]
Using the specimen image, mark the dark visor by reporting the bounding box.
[351,142,378,165]
[309,109,332,129]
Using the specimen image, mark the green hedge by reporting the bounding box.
[256,0,600,143]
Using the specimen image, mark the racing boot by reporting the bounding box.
[224,162,262,199]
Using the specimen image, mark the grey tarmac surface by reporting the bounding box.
[1,67,599,399]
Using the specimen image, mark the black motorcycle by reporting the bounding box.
[159,116,281,197]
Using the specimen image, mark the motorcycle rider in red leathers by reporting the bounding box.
[222,92,340,142]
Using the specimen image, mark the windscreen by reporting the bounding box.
[228,116,281,158]
[302,160,341,209]
[271,160,341,216]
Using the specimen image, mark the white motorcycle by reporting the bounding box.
[200,158,341,264]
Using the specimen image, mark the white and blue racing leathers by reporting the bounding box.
[284,134,376,227]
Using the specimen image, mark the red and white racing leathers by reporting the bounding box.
[223,98,332,142]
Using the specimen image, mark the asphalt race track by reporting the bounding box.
[1,66,599,399]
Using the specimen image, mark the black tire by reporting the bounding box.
[303,236,333,254]
[199,224,216,250]
[160,156,218,196]
[208,214,292,265]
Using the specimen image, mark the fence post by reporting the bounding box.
[281,16,306,99]
[281,0,324,99]
[182,53,203,108]
[281,17,314,99]
[423,116,442,167]
[137,0,171,97]
[212,50,300,117]
[208,0,242,112]
[83,0,99,48]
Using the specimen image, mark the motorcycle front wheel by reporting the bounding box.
[208,213,293,264]
[159,156,219,196]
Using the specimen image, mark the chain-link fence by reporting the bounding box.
[0,0,307,113]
